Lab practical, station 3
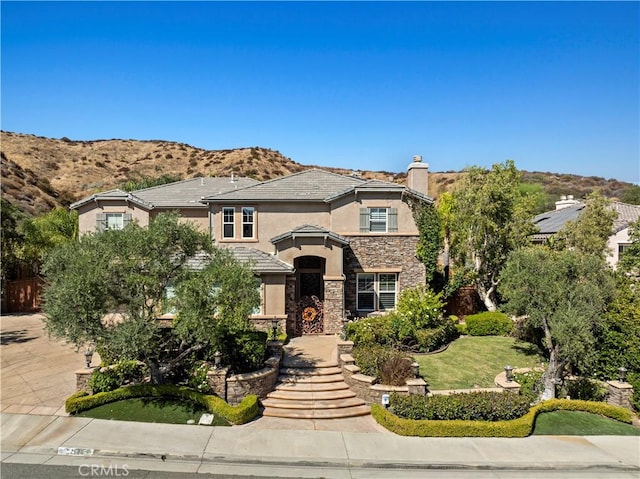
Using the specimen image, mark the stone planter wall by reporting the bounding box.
[340,353,427,405]
[75,367,96,392]
[225,356,281,405]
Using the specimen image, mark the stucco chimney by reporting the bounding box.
[407,155,429,196]
[555,194,580,210]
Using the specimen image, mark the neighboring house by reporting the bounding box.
[531,195,640,267]
[71,158,433,336]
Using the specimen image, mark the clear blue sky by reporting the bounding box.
[2,1,639,183]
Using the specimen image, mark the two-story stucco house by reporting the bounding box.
[532,195,640,268]
[71,157,432,336]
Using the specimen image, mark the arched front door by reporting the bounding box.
[295,256,325,334]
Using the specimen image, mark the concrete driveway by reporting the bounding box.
[0,314,89,416]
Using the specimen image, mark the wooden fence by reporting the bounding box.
[4,277,44,313]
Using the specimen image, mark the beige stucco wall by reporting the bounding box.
[209,191,420,249]
[258,274,288,316]
[211,203,331,250]
[607,228,629,268]
[330,192,419,235]
[76,201,150,234]
[275,237,345,277]
[150,208,209,233]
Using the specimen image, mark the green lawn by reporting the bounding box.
[77,397,230,426]
[533,411,640,436]
[414,336,544,390]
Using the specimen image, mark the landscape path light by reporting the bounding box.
[504,365,514,382]
[270,318,279,341]
[411,362,420,378]
[618,366,628,383]
[213,350,222,369]
[84,344,95,368]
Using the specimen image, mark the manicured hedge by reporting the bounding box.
[65,384,259,425]
[371,399,633,437]
[465,312,513,336]
[390,391,531,421]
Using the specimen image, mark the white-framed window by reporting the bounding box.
[242,207,255,239]
[222,207,235,239]
[618,243,631,258]
[360,208,398,233]
[357,273,375,311]
[356,273,398,311]
[96,212,131,231]
[378,274,397,311]
[369,208,388,233]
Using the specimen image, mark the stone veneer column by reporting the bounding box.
[606,380,634,410]
[76,367,97,392]
[323,277,345,334]
[285,276,297,336]
[207,366,230,401]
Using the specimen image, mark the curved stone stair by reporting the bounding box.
[262,362,370,419]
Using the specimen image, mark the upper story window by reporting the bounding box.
[360,207,397,233]
[96,212,132,231]
[222,207,235,239]
[356,272,397,312]
[618,243,631,258]
[242,207,255,238]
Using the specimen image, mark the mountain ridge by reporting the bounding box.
[1,131,633,216]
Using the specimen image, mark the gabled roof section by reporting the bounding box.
[70,189,152,210]
[227,247,295,274]
[201,169,367,203]
[270,224,350,245]
[531,200,640,239]
[611,202,640,233]
[70,176,259,210]
[134,176,258,208]
[532,204,585,235]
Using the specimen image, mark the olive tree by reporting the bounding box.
[41,212,259,383]
[499,247,615,398]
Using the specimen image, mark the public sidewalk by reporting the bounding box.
[1,412,639,477]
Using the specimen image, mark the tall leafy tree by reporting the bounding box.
[41,213,259,383]
[436,192,455,284]
[18,207,78,267]
[554,191,616,259]
[499,247,615,398]
[621,184,640,205]
[450,160,536,311]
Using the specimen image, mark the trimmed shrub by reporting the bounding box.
[390,391,531,421]
[414,321,458,352]
[65,384,259,425]
[216,330,268,374]
[372,399,632,437]
[465,312,513,336]
[346,315,394,346]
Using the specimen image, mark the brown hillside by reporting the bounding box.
[0,131,634,216]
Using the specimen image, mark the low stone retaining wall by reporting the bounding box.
[207,355,282,405]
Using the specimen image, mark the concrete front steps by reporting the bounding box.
[262,363,370,419]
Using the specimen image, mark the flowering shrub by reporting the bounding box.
[187,361,211,393]
[346,285,458,352]
[513,369,543,401]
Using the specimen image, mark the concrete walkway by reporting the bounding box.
[2,314,639,477]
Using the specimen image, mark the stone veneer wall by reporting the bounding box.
[224,357,281,405]
[606,381,634,410]
[344,236,425,316]
[323,279,345,334]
